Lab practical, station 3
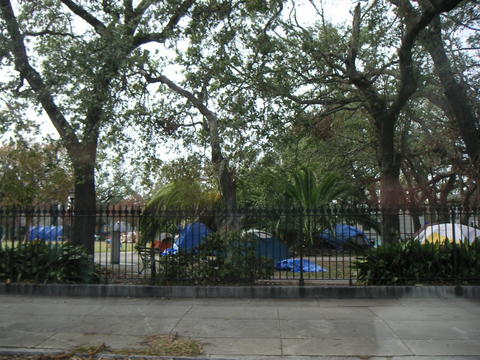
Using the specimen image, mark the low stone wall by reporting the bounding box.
[1,283,479,298]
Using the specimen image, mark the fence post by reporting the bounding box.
[299,210,305,288]
[150,246,156,285]
[451,207,458,283]
[111,230,121,265]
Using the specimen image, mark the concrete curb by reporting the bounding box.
[1,350,479,360]
[1,283,479,298]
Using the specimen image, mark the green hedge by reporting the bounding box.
[0,241,97,284]
[155,231,274,285]
[355,240,480,285]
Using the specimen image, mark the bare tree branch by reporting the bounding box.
[0,0,79,149]
[143,69,237,213]
[347,3,361,71]
[133,0,195,46]
[143,71,218,122]
[134,0,154,17]
[59,0,107,35]
[345,4,387,118]
[24,29,77,38]
[123,0,134,22]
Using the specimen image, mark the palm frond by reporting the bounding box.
[138,180,220,245]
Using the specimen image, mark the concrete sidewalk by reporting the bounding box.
[0,295,479,359]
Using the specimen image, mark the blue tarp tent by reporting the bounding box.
[176,222,213,252]
[318,224,371,250]
[29,226,64,241]
[276,259,327,273]
[245,230,290,263]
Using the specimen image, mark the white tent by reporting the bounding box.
[415,223,480,244]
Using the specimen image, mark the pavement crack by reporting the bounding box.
[277,305,284,357]
[170,304,193,336]
[367,306,415,356]
[33,333,57,349]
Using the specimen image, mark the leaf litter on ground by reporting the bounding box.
[0,332,203,360]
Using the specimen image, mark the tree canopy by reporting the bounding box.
[0,0,478,243]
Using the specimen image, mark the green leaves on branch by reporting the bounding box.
[155,230,274,285]
[0,142,73,207]
[355,240,480,285]
[0,241,97,284]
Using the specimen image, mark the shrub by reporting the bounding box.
[155,231,274,285]
[354,240,480,285]
[155,251,200,285]
[0,241,97,284]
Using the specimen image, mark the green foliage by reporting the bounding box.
[355,240,480,285]
[0,241,97,284]
[278,168,356,246]
[138,180,221,246]
[0,141,73,207]
[155,231,273,285]
[285,169,353,209]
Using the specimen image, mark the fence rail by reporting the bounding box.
[1,206,479,285]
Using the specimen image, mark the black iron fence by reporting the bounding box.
[0,206,479,285]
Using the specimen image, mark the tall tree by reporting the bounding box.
[256,0,463,242]
[346,0,463,242]
[0,0,199,253]
[414,2,480,205]
[143,71,240,226]
[139,0,285,228]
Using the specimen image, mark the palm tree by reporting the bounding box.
[282,168,354,247]
[285,169,352,209]
[138,180,220,246]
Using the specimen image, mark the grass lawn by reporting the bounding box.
[94,241,135,254]
[1,239,135,254]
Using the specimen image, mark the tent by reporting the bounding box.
[415,223,480,244]
[317,224,372,250]
[29,226,64,241]
[176,222,213,252]
[244,230,290,263]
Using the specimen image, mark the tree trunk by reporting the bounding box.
[436,174,456,223]
[379,171,402,244]
[402,167,422,232]
[421,17,480,182]
[217,161,238,229]
[23,214,33,242]
[208,118,239,230]
[344,2,464,243]
[377,117,403,244]
[460,181,478,225]
[70,144,97,255]
[143,74,240,230]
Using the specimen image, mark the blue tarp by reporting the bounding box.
[176,222,213,252]
[276,259,327,273]
[161,243,178,256]
[29,226,64,241]
[318,224,371,250]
